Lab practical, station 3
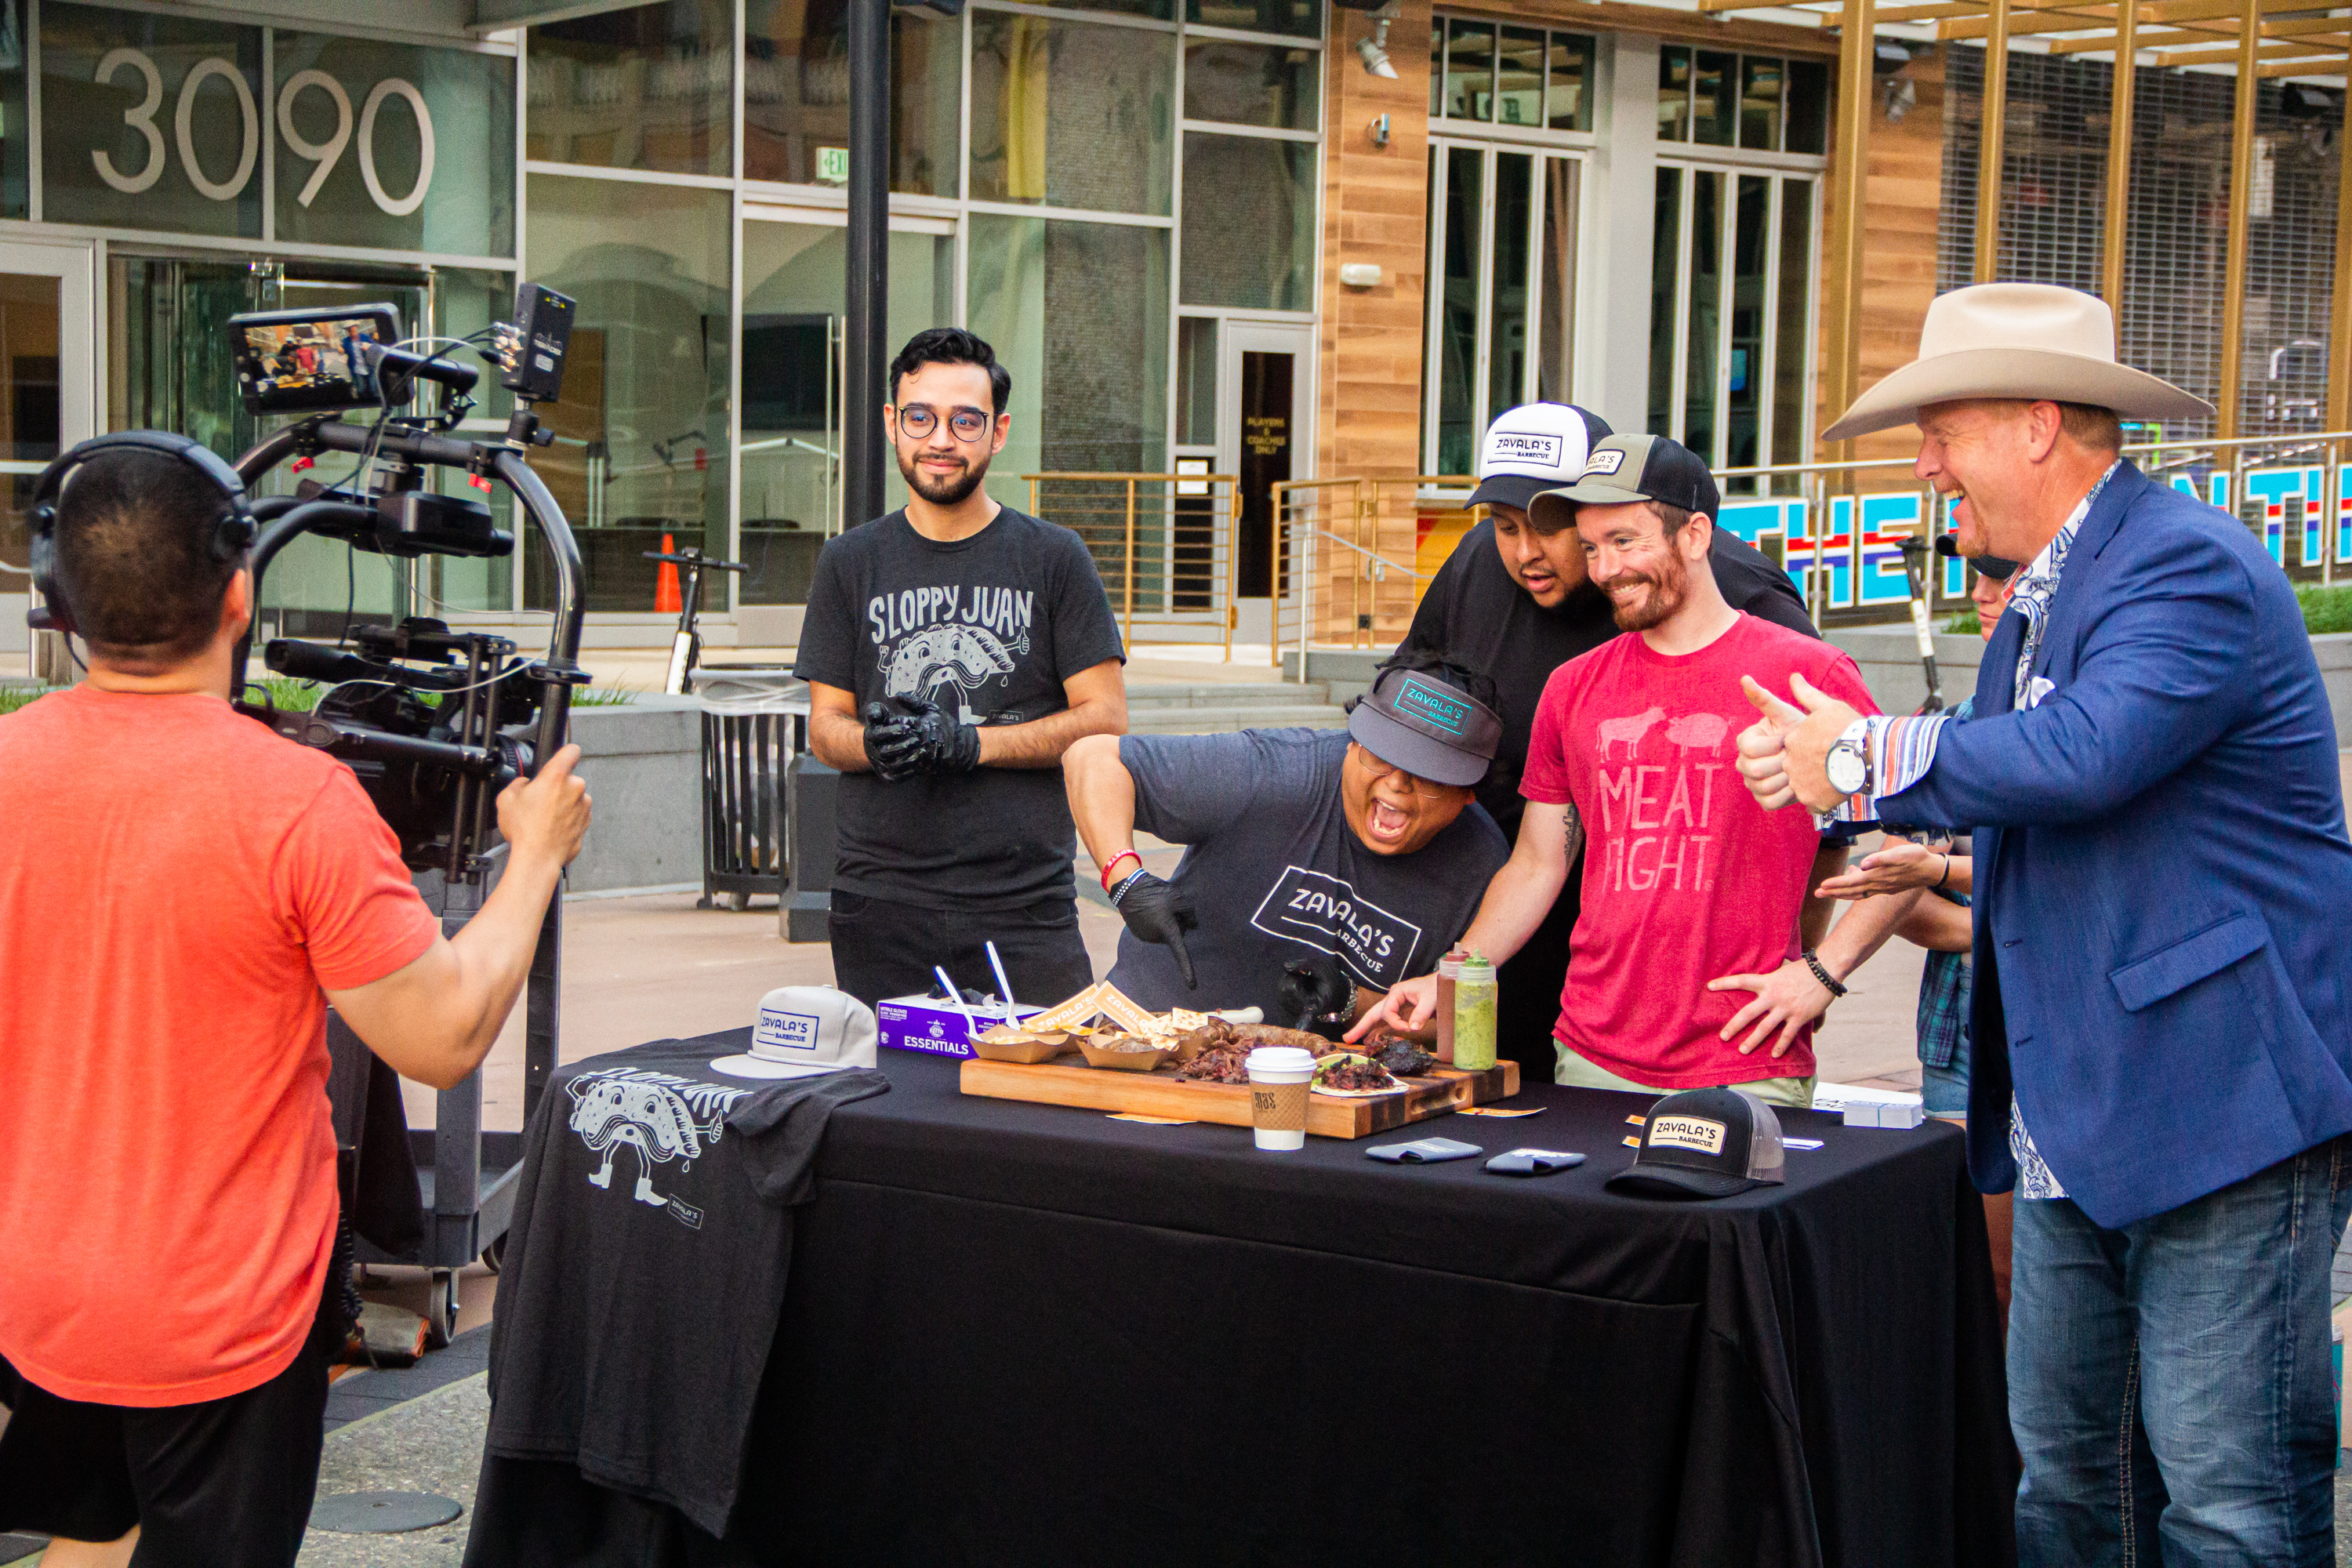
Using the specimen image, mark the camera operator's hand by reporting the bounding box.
[1107,868,1198,989]
[497,742,592,870]
[860,700,927,781]
[1278,953,1356,1036]
[891,696,983,775]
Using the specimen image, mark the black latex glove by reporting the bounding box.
[1107,869,1198,989]
[860,699,927,781]
[1278,953,1356,1036]
[891,696,983,775]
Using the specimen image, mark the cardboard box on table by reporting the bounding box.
[876,996,1044,1061]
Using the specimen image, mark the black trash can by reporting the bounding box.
[690,667,809,910]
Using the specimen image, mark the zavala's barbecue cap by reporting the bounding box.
[713,985,880,1079]
[1606,1086,1787,1200]
[1529,434,1722,533]
[1468,401,1613,514]
[1348,664,1502,789]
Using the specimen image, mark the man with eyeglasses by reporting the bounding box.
[796,327,1127,1009]
[1062,656,1507,1029]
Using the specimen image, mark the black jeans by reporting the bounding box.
[828,890,1094,1012]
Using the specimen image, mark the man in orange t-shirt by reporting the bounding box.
[0,444,590,1568]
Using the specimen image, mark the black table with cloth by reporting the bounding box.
[469,1035,2013,1568]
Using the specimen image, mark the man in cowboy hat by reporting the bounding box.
[1734,281,2352,1566]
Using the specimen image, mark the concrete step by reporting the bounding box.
[1126,681,1331,709]
[1127,702,1348,735]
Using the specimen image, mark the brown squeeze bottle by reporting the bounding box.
[1437,947,1467,1061]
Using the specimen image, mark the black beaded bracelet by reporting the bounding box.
[1803,949,1848,999]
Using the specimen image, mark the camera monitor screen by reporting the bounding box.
[230,304,403,414]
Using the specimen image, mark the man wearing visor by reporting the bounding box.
[1396,402,1817,1077]
[1063,659,1508,1031]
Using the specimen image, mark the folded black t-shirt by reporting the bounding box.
[482,1036,887,1537]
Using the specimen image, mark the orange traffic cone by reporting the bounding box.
[655,532,682,614]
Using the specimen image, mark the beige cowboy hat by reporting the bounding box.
[1822,282,2213,442]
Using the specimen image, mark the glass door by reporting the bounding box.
[1421,139,1581,476]
[1647,164,1817,492]
[1222,320,1313,633]
[739,206,955,621]
[0,241,93,677]
[106,255,498,637]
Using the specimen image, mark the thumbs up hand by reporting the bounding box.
[1737,673,1865,813]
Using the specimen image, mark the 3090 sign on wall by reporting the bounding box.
[40,4,517,256]
[87,48,433,216]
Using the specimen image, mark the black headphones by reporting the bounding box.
[27,430,258,637]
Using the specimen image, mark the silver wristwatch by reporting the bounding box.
[1824,718,1871,797]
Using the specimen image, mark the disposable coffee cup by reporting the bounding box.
[1247,1046,1317,1152]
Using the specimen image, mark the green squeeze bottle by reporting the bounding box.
[1453,952,1497,1073]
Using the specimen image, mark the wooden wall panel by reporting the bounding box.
[1315,0,1436,641]
[1820,49,1950,471]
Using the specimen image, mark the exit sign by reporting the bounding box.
[816,146,849,185]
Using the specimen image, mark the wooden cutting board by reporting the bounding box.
[958,1056,1522,1138]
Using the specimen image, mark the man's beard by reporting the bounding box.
[1605,558,1689,632]
[897,445,991,506]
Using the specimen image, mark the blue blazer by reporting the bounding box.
[1882,460,2352,1228]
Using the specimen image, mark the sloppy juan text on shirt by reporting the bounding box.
[866,584,1036,722]
[1589,707,1734,895]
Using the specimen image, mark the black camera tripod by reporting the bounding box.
[231,407,586,1345]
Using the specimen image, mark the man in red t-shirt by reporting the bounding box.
[1356,434,1877,1105]
[0,444,590,1567]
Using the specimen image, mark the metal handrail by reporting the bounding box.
[1024,471,1242,659]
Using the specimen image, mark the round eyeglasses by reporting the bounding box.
[896,404,992,443]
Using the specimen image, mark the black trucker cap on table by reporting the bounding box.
[1606,1086,1788,1200]
[1526,433,1722,535]
[1347,666,1503,789]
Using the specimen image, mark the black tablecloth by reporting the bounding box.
[470,1035,2013,1568]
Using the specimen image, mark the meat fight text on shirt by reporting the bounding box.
[1590,708,1735,895]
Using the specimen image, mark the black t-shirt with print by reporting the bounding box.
[795,506,1126,910]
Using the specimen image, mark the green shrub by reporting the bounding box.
[572,681,636,707]
[252,677,322,713]
[1942,610,1978,636]
[0,684,54,716]
[2297,585,2352,636]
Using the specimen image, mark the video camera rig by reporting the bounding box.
[223,284,584,1338]
[226,284,584,888]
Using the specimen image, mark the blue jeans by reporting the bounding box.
[1920,1022,1972,1118]
[2009,1134,2352,1567]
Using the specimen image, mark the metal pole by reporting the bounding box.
[2217,0,2259,441]
[2100,2,2136,309]
[1824,0,1875,465]
[1222,479,1235,661]
[842,0,890,531]
[1122,478,1136,648]
[1976,0,2010,283]
[2325,83,2352,584]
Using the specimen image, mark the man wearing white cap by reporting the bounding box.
[1736,282,2352,1566]
[1396,402,1815,1074]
